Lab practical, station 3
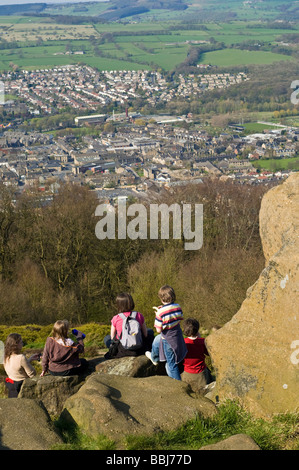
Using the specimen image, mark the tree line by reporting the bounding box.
[0,178,271,329]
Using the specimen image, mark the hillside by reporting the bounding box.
[0,178,268,329]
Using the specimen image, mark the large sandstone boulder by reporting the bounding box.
[206,173,299,417]
[18,356,163,417]
[17,356,108,416]
[95,354,166,377]
[19,375,85,417]
[61,373,217,444]
[0,398,63,450]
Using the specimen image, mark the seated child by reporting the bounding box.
[104,292,153,358]
[145,285,187,381]
[181,318,213,391]
[41,320,87,377]
[4,333,39,397]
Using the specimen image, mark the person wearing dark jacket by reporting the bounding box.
[40,320,87,377]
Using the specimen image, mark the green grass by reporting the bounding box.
[124,400,299,451]
[200,49,294,67]
[53,399,299,450]
[242,122,280,133]
[253,157,299,172]
[53,419,116,450]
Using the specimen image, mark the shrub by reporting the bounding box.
[0,323,110,350]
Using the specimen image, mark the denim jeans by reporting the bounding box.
[104,334,112,348]
[151,334,181,381]
[151,334,161,363]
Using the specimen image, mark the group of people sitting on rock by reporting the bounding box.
[3,321,88,397]
[3,284,213,398]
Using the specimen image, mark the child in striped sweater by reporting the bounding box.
[145,285,187,380]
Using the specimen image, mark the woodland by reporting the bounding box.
[0,178,270,330]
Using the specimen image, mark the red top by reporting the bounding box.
[183,336,208,374]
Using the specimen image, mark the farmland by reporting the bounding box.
[0,0,299,136]
[200,49,294,67]
[0,0,299,73]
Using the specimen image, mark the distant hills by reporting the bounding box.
[0,1,187,19]
[0,0,298,22]
[0,3,47,15]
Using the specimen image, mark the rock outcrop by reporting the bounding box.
[199,434,260,450]
[95,354,166,377]
[61,373,217,444]
[206,173,299,417]
[19,374,85,417]
[17,355,165,417]
[0,398,63,450]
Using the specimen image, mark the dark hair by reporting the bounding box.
[183,318,199,337]
[116,293,135,313]
[4,333,23,361]
[158,285,176,304]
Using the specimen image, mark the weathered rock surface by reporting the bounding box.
[19,375,85,417]
[206,173,299,417]
[0,398,63,450]
[259,173,299,264]
[199,434,260,450]
[95,354,166,377]
[62,373,217,443]
[16,355,164,417]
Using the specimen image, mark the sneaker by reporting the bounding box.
[145,350,158,366]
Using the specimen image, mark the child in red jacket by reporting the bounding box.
[181,318,213,391]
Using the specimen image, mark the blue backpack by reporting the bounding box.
[119,312,143,351]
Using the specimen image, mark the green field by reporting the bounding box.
[40,0,297,23]
[200,49,294,67]
[0,0,298,72]
[253,157,299,172]
[242,122,283,133]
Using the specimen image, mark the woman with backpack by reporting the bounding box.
[104,293,153,359]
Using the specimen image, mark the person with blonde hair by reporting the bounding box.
[4,333,39,397]
[41,320,87,377]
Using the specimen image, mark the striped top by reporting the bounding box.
[154,303,183,331]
